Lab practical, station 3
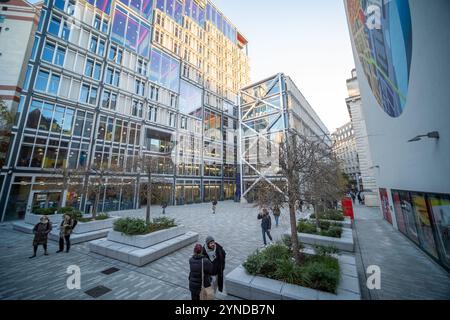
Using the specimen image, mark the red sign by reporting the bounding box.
[341,198,354,220]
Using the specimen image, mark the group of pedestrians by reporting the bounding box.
[29,214,77,258]
[349,190,364,205]
[188,236,226,300]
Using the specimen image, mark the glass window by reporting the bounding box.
[109,45,117,61]
[62,21,70,40]
[35,70,49,91]
[411,193,439,259]
[95,0,112,15]
[102,90,110,108]
[31,36,40,61]
[55,47,65,66]
[18,145,33,167]
[31,146,45,167]
[125,16,139,50]
[106,68,113,84]
[93,62,102,80]
[38,9,46,32]
[94,15,101,30]
[63,108,74,135]
[98,39,105,56]
[54,0,65,10]
[48,16,61,36]
[179,80,202,117]
[23,65,33,91]
[428,195,450,268]
[98,116,106,140]
[89,36,98,53]
[74,110,85,136]
[26,100,43,129]
[51,106,64,133]
[84,113,93,138]
[110,93,117,110]
[111,9,127,44]
[149,48,179,92]
[40,103,54,131]
[80,84,90,103]
[48,74,60,95]
[85,59,94,77]
[89,87,98,105]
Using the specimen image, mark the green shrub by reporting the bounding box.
[297,219,342,238]
[313,244,339,256]
[33,208,57,215]
[297,219,317,234]
[311,210,345,221]
[113,217,177,235]
[243,242,340,294]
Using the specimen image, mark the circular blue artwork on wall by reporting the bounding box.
[346,0,412,118]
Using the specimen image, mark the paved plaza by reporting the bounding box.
[0,201,449,300]
[0,201,299,300]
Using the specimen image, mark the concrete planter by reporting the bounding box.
[24,213,64,226]
[72,217,119,234]
[307,217,352,229]
[225,250,360,300]
[108,225,186,249]
[285,227,354,252]
[89,230,199,266]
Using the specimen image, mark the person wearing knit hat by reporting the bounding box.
[188,243,213,300]
[202,235,226,294]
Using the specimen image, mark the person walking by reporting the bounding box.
[272,205,281,227]
[350,191,356,204]
[57,214,76,253]
[29,216,52,258]
[161,201,167,215]
[189,244,213,300]
[258,208,273,246]
[357,191,363,205]
[202,236,226,294]
[212,199,218,214]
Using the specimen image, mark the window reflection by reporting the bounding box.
[179,80,202,117]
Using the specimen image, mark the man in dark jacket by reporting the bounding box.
[258,208,273,246]
[189,244,213,300]
[202,236,226,293]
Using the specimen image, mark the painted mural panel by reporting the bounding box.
[346,0,412,118]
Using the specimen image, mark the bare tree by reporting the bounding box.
[136,155,163,224]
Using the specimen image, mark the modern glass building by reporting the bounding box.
[0,0,250,221]
[239,73,331,201]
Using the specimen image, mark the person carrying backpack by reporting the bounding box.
[57,214,76,253]
[272,205,281,227]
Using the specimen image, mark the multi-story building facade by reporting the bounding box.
[345,68,378,205]
[0,0,250,221]
[239,73,331,200]
[331,121,361,191]
[345,0,450,269]
[0,0,40,167]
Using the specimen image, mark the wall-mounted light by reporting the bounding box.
[408,131,440,143]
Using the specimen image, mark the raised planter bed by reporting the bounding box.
[108,225,186,248]
[307,217,352,229]
[89,231,199,266]
[226,250,360,300]
[285,227,354,252]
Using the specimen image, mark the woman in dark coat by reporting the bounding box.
[202,236,226,293]
[189,244,213,300]
[30,216,52,258]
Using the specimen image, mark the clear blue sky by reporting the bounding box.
[213,0,355,132]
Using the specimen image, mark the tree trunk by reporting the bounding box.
[289,199,303,263]
[146,172,151,224]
